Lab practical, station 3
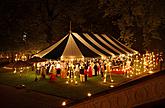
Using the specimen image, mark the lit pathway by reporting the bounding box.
[0,84,69,108]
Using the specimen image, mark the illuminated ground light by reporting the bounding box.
[103,79,106,83]
[62,101,66,106]
[75,81,78,85]
[87,92,92,97]
[66,81,69,84]
[148,71,154,74]
[130,74,133,77]
[13,68,17,74]
[110,85,114,88]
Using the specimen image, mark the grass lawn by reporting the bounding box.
[0,68,129,101]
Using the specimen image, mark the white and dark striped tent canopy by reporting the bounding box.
[34,32,136,60]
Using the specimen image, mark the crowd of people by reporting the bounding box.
[32,52,163,82]
[33,56,131,82]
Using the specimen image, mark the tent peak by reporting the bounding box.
[69,21,72,34]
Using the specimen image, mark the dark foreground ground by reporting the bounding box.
[0,84,67,108]
[0,83,165,108]
[135,98,165,108]
[0,67,164,108]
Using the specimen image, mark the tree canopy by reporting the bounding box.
[0,0,164,52]
[99,0,165,52]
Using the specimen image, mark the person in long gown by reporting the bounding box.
[88,64,93,77]
[80,64,85,82]
[49,64,56,81]
[34,63,40,81]
[94,63,97,76]
[56,61,61,77]
[91,62,95,76]
[46,63,51,75]
[106,62,111,73]
[84,68,88,81]
[97,63,100,75]
[100,63,105,77]
[60,62,66,78]
[75,63,80,78]
[41,66,46,80]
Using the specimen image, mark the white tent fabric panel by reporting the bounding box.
[93,33,122,54]
[83,33,115,56]
[110,36,136,53]
[101,34,130,54]
[61,34,83,59]
[34,32,137,60]
[72,33,106,57]
[34,34,68,58]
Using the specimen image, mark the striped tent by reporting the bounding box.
[34,32,136,60]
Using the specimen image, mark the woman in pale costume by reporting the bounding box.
[100,63,105,77]
[97,62,100,75]
[79,63,85,82]
[49,63,56,81]
[60,61,66,78]
[75,63,80,77]
[88,64,93,77]
[94,62,98,76]
[106,62,111,73]
[56,61,61,77]
[91,62,95,76]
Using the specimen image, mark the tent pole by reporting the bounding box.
[69,21,72,34]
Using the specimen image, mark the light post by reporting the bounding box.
[23,32,27,49]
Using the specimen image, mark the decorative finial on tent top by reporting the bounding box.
[69,21,72,34]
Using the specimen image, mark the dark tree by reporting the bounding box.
[99,0,165,52]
